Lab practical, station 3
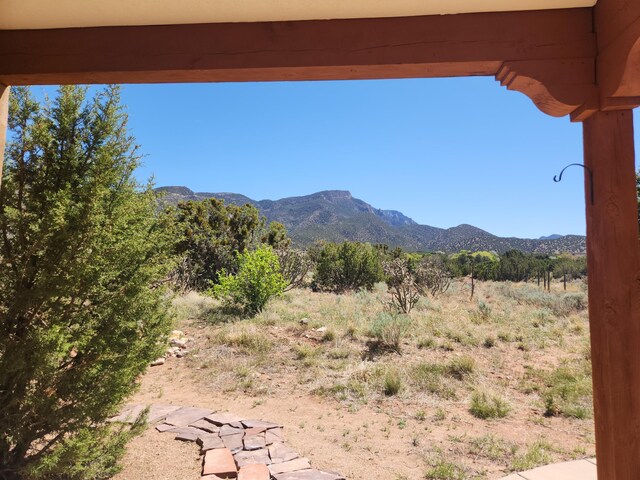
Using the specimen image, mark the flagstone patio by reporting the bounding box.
[112,403,345,480]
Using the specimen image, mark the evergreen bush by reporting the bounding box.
[0,86,174,479]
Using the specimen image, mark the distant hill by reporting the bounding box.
[156,186,586,255]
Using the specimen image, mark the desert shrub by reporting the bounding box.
[444,356,476,380]
[0,86,174,479]
[497,283,587,317]
[172,198,264,291]
[313,241,384,292]
[212,245,287,315]
[468,435,517,461]
[424,459,466,480]
[293,343,319,360]
[417,337,436,349]
[327,348,351,359]
[470,301,492,323]
[276,247,313,291]
[383,368,403,396]
[214,326,273,355]
[542,364,592,419]
[383,255,451,313]
[415,255,452,297]
[261,221,291,249]
[470,392,511,419]
[383,257,421,313]
[483,336,497,348]
[410,363,457,399]
[368,312,412,353]
[321,329,336,342]
[510,440,554,471]
[552,293,588,317]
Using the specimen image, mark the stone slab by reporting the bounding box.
[198,434,225,451]
[242,419,281,429]
[234,448,272,467]
[269,458,311,475]
[221,432,244,453]
[164,406,213,427]
[190,418,220,433]
[155,423,177,432]
[243,433,266,451]
[518,460,597,480]
[268,442,299,464]
[206,412,245,426]
[245,426,267,437]
[146,404,182,423]
[238,463,270,480]
[171,427,206,442]
[273,470,345,480]
[220,424,245,437]
[265,427,284,445]
[202,448,237,477]
[108,404,146,424]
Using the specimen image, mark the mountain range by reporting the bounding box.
[156,187,586,255]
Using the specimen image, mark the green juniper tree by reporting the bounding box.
[0,86,175,479]
[313,241,384,293]
[172,198,263,290]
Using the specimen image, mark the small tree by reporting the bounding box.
[212,245,287,315]
[276,247,313,291]
[313,241,384,293]
[384,255,451,313]
[172,198,263,290]
[415,255,452,297]
[383,257,421,314]
[0,86,174,479]
[262,221,291,250]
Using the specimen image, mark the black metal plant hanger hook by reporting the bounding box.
[553,163,594,205]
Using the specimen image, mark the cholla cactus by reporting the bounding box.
[384,256,451,313]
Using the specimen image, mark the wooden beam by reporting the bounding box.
[0,86,9,187]
[0,8,594,86]
[595,0,640,107]
[583,110,640,480]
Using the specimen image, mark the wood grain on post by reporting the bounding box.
[583,110,640,480]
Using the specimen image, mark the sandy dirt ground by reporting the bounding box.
[115,349,593,480]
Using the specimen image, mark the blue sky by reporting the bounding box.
[32,78,640,239]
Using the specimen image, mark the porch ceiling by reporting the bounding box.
[0,0,597,30]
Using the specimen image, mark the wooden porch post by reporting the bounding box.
[0,85,9,185]
[583,110,640,480]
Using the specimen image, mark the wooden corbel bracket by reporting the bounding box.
[598,33,640,111]
[496,59,598,122]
